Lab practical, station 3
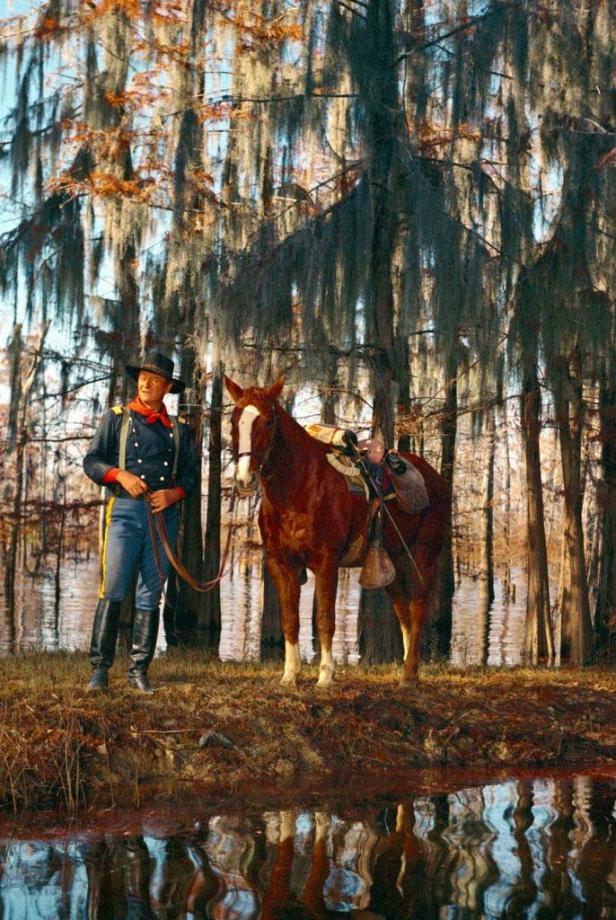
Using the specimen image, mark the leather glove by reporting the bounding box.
[386,451,407,475]
[341,429,358,455]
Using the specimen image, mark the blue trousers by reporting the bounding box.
[99,497,180,609]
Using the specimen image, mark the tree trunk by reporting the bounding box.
[594,377,616,659]
[428,358,457,659]
[358,589,404,665]
[163,353,207,646]
[521,365,555,664]
[322,352,339,426]
[199,360,223,651]
[477,403,496,664]
[502,400,514,600]
[553,351,593,665]
[358,0,405,662]
[4,322,50,605]
[365,0,398,451]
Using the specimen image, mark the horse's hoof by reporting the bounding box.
[280,674,299,689]
[316,672,334,689]
[398,675,418,688]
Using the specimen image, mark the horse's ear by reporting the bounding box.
[264,377,285,401]
[224,376,244,403]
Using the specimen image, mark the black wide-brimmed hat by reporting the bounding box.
[125,351,185,394]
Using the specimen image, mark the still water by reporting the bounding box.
[0,560,526,666]
[1,773,615,918]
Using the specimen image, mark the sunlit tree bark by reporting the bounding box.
[594,376,616,658]
[477,401,495,664]
[553,349,593,665]
[521,363,554,665]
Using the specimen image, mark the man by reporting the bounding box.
[83,351,199,693]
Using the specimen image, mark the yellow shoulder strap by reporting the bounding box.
[118,409,131,470]
[171,416,180,480]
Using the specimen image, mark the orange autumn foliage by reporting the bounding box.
[48,171,155,203]
[34,15,62,40]
[415,119,482,152]
[83,0,141,20]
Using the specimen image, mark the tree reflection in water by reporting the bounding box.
[1,775,615,918]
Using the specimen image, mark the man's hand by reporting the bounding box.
[149,488,183,513]
[117,470,150,498]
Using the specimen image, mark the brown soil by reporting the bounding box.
[1,653,615,819]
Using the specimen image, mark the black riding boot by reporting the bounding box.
[88,599,121,691]
[128,608,160,693]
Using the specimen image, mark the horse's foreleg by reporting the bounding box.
[314,561,338,688]
[266,555,302,687]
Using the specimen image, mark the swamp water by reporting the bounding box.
[1,773,616,918]
[0,559,526,666]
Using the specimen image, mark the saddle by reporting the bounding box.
[307,424,430,515]
[307,425,430,589]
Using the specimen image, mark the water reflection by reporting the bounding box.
[0,560,527,667]
[1,774,615,918]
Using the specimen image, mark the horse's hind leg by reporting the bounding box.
[402,598,428,684]
[314,559,339,687]
[389,595,426,685]
[387,561,426,685]
[266,555,302,687]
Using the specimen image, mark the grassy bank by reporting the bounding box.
[1,652,615,816]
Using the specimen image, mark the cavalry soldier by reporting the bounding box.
[83,352,199,693]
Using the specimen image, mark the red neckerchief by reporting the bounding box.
[127,397,172,429]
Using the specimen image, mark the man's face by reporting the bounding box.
[137,370,172,408]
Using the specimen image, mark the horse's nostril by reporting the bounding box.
[234,473,257,496]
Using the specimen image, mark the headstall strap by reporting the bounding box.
[254,406,277,481]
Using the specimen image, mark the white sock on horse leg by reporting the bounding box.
[282,641,301,683]
[317,647,335,685]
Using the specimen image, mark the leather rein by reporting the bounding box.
[145,488,236,594]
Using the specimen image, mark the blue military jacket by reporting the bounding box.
[83,408,199,496]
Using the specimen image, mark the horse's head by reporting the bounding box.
[225,376,285,494]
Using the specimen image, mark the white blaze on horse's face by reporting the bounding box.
[236,404,260,489]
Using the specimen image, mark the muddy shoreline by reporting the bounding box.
[1,653,615,822]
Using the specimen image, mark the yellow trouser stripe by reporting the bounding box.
[98,496,116,599]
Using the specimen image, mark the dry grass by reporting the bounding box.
[1,651,615,816]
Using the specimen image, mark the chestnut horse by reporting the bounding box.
[225,377,450,687]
